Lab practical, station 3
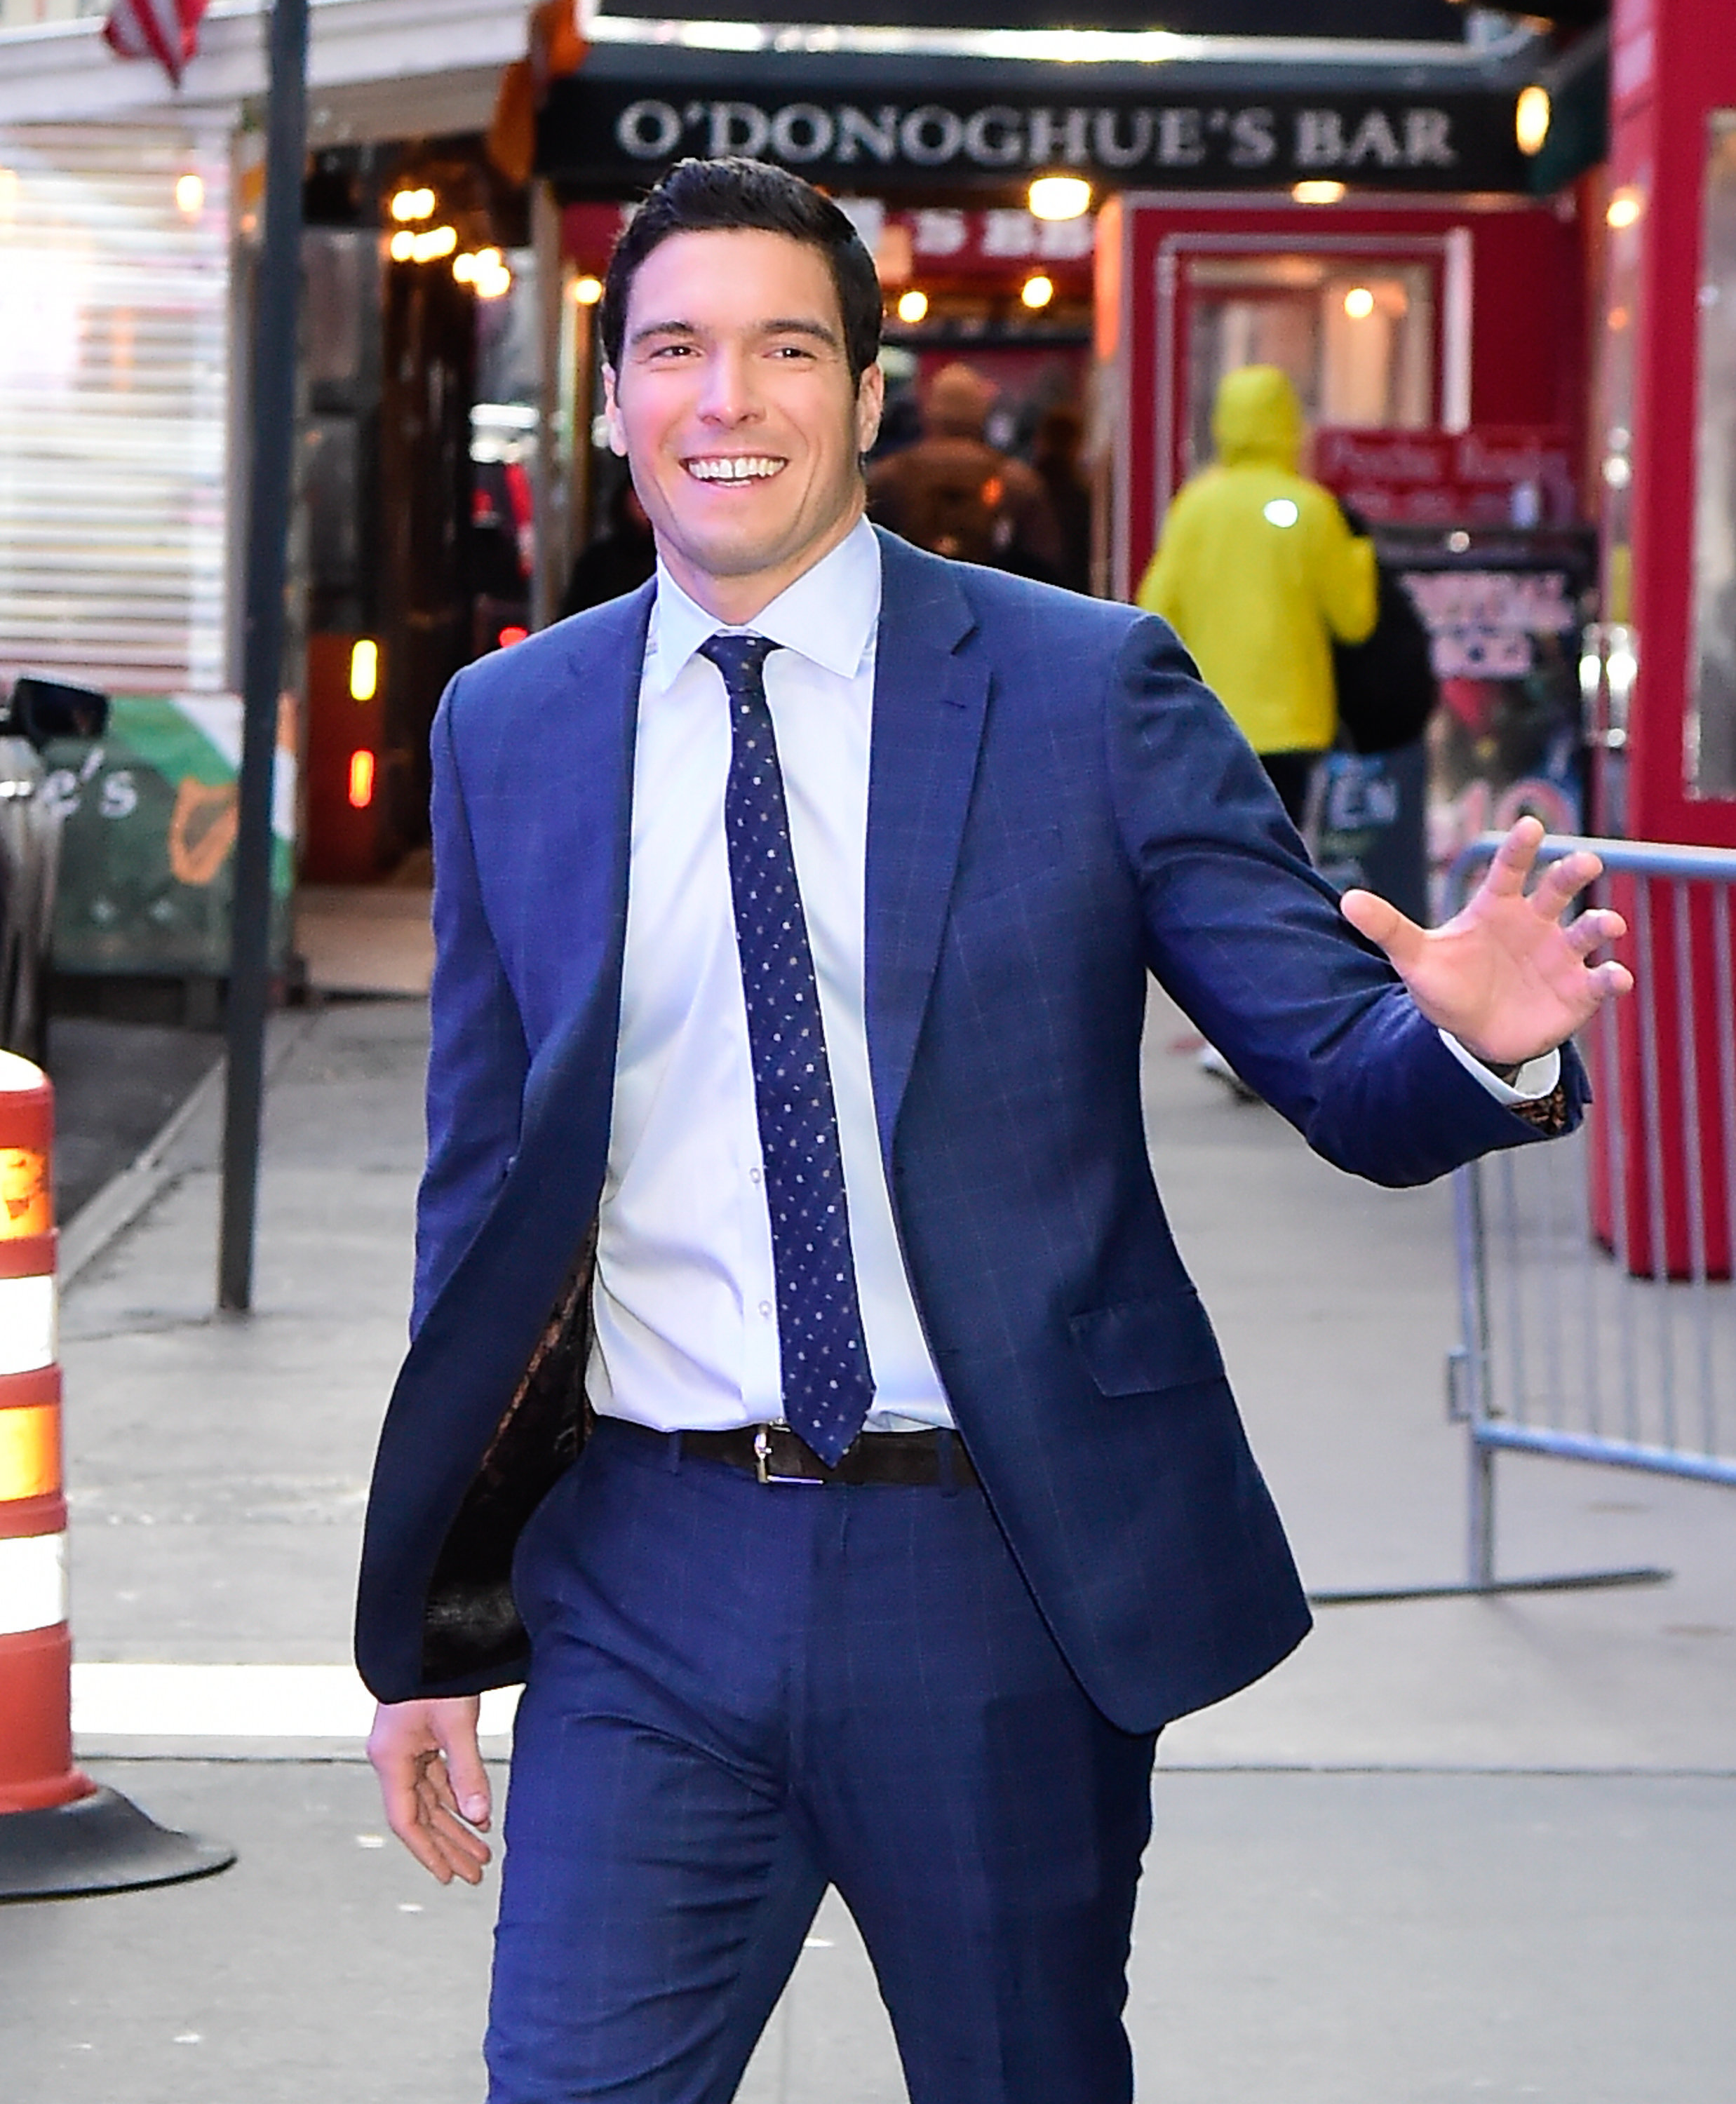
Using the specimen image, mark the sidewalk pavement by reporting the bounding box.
[3,980,1732,2101]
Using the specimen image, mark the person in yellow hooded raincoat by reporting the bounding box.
[1136,364,1376,824]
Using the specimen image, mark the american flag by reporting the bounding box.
[102,0,209,86]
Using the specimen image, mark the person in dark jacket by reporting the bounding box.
[868,360,1063,579]
[1032,403,1094,595]
[559,480,657,616]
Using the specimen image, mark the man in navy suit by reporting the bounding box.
[358,159,1629,2103]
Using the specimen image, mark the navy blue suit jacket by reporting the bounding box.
[356,530,1582,1729]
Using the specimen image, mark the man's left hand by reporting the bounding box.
[1340,816,1634,1068]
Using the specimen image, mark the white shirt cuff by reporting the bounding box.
[1438,1029,1561,1105]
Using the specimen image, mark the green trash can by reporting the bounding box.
[44,695,295,985]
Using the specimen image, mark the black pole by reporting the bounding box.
[218,0,309,1312]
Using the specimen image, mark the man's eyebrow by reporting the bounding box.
[758,317,841,347]
[626,318,702,349]
[625,316,842,350]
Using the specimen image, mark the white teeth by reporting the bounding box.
[687,457,783,482]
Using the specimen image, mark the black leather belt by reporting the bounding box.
[606,1416,978,1489]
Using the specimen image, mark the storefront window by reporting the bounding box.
[1690,112,1736,796]
[0,0,102,26]
[1183,253,1436,476]
[0,125,231,698]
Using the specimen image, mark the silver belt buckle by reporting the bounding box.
[753,1424,825,1485]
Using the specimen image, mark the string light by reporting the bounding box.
[474,255,512,299]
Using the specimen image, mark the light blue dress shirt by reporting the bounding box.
[586,513,1556,1437]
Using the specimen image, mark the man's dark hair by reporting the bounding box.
[599,158,883,387]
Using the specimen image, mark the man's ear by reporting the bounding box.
[601,366,627,458]
[855,359,886,461]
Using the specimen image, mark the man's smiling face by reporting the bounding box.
[603,227,884,624]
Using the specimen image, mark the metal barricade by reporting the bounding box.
[1448,832,1736,1592]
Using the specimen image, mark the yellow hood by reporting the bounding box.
[1211,365,1303,470]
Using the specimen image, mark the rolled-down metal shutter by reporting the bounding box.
[0,122,231,697]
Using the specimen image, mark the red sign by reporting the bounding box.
[871,206,1094,288]
[560,199,1094,290]
[562,202,634,273]
[1313,426,1580,527]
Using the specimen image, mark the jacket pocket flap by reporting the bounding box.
[1068,1289,1225,1398]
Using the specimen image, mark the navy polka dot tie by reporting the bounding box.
[701,632,876,1464]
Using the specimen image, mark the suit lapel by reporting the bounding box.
[530,583,650,1082]
[864,531,988,1165]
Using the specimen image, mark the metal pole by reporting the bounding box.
[218,0,309,1311]
[1467,1433,1495,1591]
[530,180,565,631]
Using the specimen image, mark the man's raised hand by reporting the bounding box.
[1339,815,1633,1068]
[366,1695,493,1885]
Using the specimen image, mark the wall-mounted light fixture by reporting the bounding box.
[1028,175,1091,221]
[1515,85,1552,157]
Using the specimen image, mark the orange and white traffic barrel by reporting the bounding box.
[0,1051,84,1819]
[0,1051,233,1898]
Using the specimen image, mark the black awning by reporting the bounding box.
[593,0,1474,30]
[539,51,1531,197]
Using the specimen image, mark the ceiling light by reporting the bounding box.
[1606,187,1643,230]
[1021,274,1054,310]
[1343,285,1375,320]
[1515,85,1552,157]
[412,225,458,264]
[572,274,604,306]
[1028,175,1091,221]
[389,187,434,223]
[453,252,476,284]
[896,288,928,324]
[174,173,204,217]
[389,229,415,262]
[1292,180,1347,205]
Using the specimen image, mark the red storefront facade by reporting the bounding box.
[1100,188,1592,604]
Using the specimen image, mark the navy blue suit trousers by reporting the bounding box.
[488,1420,1157,2103]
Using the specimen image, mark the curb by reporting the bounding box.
[59,1010,321,1291]
[59,1058,227,1290]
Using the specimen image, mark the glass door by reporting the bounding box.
[1157,241,1444,504]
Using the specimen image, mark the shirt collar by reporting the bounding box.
[644,513,880,695]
